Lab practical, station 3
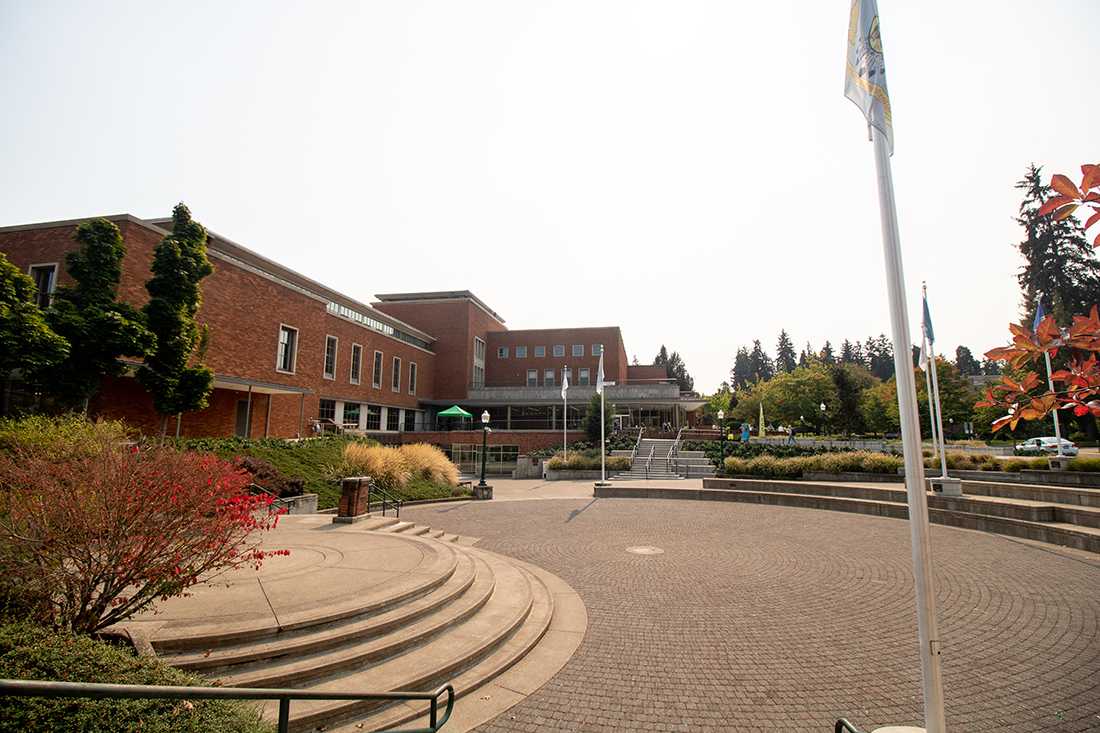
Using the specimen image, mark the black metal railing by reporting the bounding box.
[834,719,865,733]
[0,679,454,733]
[368,483,404,518]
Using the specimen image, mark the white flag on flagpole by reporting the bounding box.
[595,349,605,395]
[919,335,930,371]
[845,0,893,154]
[560,367,569,399]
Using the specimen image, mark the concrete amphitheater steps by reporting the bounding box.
[259,551,550,733]
[595,480,1100,554]
[149,541,462,653]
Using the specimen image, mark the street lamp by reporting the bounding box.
[819,402,826,436]
[478,410,491,488]
[717,409,726,455]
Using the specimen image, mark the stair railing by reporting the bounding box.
[666,426,685,475]
[834,720,865,733]
[248,482,290,511]
[367,480,404,519]
[0,679,455,733]
[629,426,644,465]
[644,446,655,480]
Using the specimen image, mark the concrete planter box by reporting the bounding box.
[929,469,1100,488]
[803,471,903,483]
[280,493,318,515]
[512,455,544,479]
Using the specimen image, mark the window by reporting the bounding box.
[473,364,485,388]
[387,409,400,431]
[534,346,546,358]
[474,337,486,360]
[592,344,603,356]
[544,369,555,387]
[372,351,383,388]
[365,405,382,431]
[515,346,527,358]
[343,402,361,428]
[404,409,416,432]
[497,346,509,359]
[579,368,590,385]
[323,336,338,379]
[28,264,57,309]
[318,399,336,422]
[552,345,565,357]
[277,325,298,373]
[526,369,538,387]
[350,344,363,384]
[392,356,401,391]
[473,337,486,388]
[572,344,584,357]
[408,362,417,395]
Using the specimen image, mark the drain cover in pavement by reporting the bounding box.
[626,546,664,555]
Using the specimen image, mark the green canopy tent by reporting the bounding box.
[437,405,474,431]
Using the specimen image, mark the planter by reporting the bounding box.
[472,484,494,500]
[546,469,612,481]
[928,477,963,497]
[803,471,903,483]
[1048,456,1073,472]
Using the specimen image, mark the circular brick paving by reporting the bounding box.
[403,495,1100,732]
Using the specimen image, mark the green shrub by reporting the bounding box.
[721,451,901,478]
[1069,457,1100,473]
[546,453,631,471]
[0,622,272,733]
[0,414,131,459]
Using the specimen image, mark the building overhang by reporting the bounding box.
[213,375,311,396]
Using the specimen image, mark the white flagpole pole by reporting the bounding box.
[600,388,606,483]
[563,366,567,460]
[1043,351,1064,456]
[922,333,939,460]
[871,124,947,733]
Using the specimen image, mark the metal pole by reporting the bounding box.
[922,333,939,459]
[871,124,946,733]
[600,387,606,483]
[1043,351,1064,456]
[277,698,290,733]
[478,425,488,488]
[928,344,948,478]
[264,393,272,438]
[563,366,567,459]
[245,385,253,440]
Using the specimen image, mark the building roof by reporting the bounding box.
[374,290,506,325]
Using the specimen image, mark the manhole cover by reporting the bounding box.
[626,546,664,555]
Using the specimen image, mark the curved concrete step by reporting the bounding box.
[265,548,538,732]
[167,551,480,672]
[332,557,556,733]
[218,553,498,688]
[151,541,460,653]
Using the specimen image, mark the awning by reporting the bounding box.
[213,375,311,396]
[437,405,473,418]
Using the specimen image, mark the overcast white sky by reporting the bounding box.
[2,1,1097,392]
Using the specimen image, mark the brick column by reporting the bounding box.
[334,476,372,523]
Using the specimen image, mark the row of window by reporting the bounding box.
[526,367,592,387]
[278,325,417,394]
[319,399,417,432]
[497,343,602,359]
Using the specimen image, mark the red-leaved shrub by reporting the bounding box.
[0,436,287,634]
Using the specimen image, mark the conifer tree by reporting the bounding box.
[748,340,774,383]
[775,330,796,373]
[37,219,154,411]
[820,341,836,365]
[730,347,752,390]
[137,203,215,435]
[954,345,981,376]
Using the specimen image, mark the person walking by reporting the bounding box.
[787,425,797,446]
[741,422,751,444]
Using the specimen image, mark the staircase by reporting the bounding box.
[606,438,712,480]
[147,517,577,732]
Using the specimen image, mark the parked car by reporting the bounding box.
[1014,437,1079,457]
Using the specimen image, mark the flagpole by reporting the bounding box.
[600,387,606,483]
[1043,351,1064,456]
[924,284,949,478]
[922,333,940,460]
[563,365,568,460]
[872,124,947,733]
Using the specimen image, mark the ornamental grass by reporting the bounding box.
[342,443,459,490]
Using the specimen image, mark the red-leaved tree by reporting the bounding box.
[0,438,287,634]
[1037,164,1100,248]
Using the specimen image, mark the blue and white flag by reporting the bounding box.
[1032,301,1047,332]
[922,293,935,344]
[844,0,893,154]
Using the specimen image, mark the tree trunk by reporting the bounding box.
[175,413,182,438]
[160,414,168,438]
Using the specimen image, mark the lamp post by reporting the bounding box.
[717,409,725,457]
[819,402,826,437]
[478,410,490,489]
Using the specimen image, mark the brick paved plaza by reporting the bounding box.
[404,483,1100,732]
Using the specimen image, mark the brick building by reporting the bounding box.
[1,214,704,452]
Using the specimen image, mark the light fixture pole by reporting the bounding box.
[478,410,490,489]
[819,402,826,437]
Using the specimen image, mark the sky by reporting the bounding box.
[1,1,1097,393]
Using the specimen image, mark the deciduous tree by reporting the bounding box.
[0,253,68,379]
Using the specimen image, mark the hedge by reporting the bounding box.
[0,622,272,733]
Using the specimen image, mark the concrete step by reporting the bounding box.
[325,558,556,733]
[266,549,541,732]
[218,553,498,688]
[960,479,1100,508]
[383,521,417,533]
[407,524,432,536]
[150,542,461,653]
[167,552,480,672]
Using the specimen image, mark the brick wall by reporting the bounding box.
[484,327,625,387]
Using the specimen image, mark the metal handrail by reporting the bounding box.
[665,426,685,474]
[644,446,655,480]
[248,482,290,510]
[368,481,404,519]
[0,679,455,733]
[629,426,644,465]
[834,719,864,733]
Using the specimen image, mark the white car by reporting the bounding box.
[1015,437,1079,456]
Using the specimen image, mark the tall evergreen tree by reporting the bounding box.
[0,253,69,379]
[954,345,981,376]
[653,345,670,370]
[775,330,796,373]
[851,340,866,368]
[1015,164,1100,324]
[137,203,215,435]
[748,340,775,383]
[36,219,154,410]
[798,341,815,369]
[865,334,895,380]
[980,358,1002,376]
[730,347,752,390]
[820,341,836,365]
[665,350,695,392]
[839,339,855,364]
